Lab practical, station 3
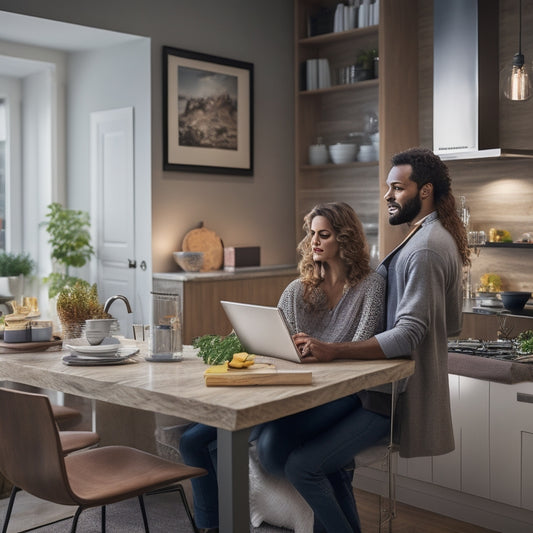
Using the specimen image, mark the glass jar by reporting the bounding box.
[150,292,182,360]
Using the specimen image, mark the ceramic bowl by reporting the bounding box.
[173,251,204,272]
[500,291,531,312]
[328,143,357,164]
[85,318,118,345]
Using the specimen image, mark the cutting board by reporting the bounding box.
[182,224,224,272]
[204,363,312,386]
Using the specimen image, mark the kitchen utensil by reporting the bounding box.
[182,224,224,271]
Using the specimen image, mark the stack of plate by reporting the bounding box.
[63,344,139,366]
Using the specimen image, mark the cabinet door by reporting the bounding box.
[490,381,533,508]
[457,376,490,498]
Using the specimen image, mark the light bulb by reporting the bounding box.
[503,54,532,101]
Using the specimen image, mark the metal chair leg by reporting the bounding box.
[147,483,199,533]
[138,495,150,533]
[1,486,21,533]
[70,507,83,533]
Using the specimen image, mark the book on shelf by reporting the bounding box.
[307,1,379,36]
[303,58,331,90]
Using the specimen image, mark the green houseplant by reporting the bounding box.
[0,252,34,277]
[0,252,35,304]
[43,202,95,298]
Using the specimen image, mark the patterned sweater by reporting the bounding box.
[277,271,385,343]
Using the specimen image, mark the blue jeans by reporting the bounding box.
[179,423,219,529]
[255,394,390,533]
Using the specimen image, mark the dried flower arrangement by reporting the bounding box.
[56,281,110,339]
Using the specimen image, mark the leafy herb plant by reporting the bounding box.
[0,252,34,277]
[517,330,533,354]
[192,332,244,365]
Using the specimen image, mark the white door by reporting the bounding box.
[90,107,143,336]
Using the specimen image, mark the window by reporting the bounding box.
[0,99,5,251]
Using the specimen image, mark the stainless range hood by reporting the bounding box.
[433,0,533,160]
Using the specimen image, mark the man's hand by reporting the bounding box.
[293,332,336,363]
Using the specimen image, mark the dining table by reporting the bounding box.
[0,341,415,533]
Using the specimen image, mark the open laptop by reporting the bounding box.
[220,301,302,363]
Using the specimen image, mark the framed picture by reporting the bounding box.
[163,46,254,175]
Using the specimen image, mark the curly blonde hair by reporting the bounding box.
[297,202,371,304]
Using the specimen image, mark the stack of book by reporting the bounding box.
[332,0,380,33]
[303,58,331,91]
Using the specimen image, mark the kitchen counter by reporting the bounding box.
[153,265,298,343]
[153,264,297,283]
[448,351,533,384]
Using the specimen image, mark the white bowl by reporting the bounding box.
[173,251,204,272]
[328,143,357,164]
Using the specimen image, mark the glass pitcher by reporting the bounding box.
[150,292,182,360]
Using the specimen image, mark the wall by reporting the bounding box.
[418,0,533,294]
[67,38,152,313]
[0,0,296,273]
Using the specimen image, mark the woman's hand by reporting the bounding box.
[293,332,336,363]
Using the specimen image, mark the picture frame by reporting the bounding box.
[163,46,254,175]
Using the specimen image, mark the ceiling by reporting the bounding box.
[0,10,142,77]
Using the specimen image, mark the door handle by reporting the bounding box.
[128,259,137,269]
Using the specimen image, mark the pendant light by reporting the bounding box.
[503,0,532,101]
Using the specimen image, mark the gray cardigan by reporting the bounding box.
[373,212,463,458]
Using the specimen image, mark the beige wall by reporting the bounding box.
[0,0,296,273]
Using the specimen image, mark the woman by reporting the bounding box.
[180,202,386,533]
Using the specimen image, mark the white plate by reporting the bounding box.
[62,347,139,365]
[68,347,139,361]
[65,343,120,356]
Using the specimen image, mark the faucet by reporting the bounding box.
[104,294,132,314]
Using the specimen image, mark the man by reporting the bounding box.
[296,147,470,458]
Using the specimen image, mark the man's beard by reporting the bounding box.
[388,194,422,225]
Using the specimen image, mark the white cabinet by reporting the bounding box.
[398,376,533,510]
[398,374,490,498]
[490,381,533,509]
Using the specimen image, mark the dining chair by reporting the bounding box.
[0,387,207,533]
[51,403,83,428]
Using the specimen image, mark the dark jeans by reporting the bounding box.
[255,394,390,533]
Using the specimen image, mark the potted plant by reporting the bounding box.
[42,202,95,298]
[0,252,35,305]
[56,281,110,339]
[354,48,378,81]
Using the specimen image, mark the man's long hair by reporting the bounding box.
[392,148,471,266]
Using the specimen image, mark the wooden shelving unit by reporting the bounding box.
[294,0,419,258]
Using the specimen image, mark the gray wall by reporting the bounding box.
[0,0,296,272]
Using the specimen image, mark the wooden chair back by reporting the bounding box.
[0,387,77,505]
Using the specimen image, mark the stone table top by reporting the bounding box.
[0,343,415,431]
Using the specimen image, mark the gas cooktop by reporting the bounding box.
[448,339,533,363]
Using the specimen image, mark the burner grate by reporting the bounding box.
[448,339,522,361]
